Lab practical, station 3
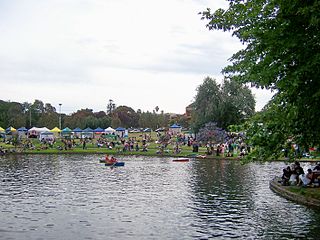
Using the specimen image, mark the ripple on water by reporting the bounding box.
[0,155,319,239]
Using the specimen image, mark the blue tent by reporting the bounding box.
[94,127,105,133]
[81,127,94,139]
[73,127,83,132]
[115,127,125,131]
[83,127,93,132]
[170,124,181,128]
[17,127,28,132]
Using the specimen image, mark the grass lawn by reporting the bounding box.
[288,186,320,201]
[0,132,209,158]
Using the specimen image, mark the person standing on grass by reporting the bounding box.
[82,138,86,150]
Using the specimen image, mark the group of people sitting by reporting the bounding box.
[281,161,320,187]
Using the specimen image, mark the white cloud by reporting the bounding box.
[0,0,272,115]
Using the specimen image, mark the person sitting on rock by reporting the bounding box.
[297,169,313,187]
[281,166,291,186]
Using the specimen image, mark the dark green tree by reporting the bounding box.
[107,99,116,115]
[192,77,255,132]
[201,0,320,158]
[112,106,139,128]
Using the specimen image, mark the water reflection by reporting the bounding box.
[0,155,319,239]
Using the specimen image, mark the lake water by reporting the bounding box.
[0,155,319,240]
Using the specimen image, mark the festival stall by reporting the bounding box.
[50,127,61,138]
[169,124,182,134]
[72,127,83,138]
[61,127,73,139]
[82,127,94,139]
[28,127,50,138]
[17,127,28,138]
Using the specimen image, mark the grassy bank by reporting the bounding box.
[288,186,320,200]
[270,177,320,206]
[0,134,212,158]
[1,132,319,162]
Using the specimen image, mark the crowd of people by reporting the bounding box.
[281,161,320,187]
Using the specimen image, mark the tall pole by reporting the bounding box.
[59,103,62,130]
[29,108,32,128]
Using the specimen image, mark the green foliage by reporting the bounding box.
[0,99,174,130]
[112,106,139,128]
[201,0,320,157]
[192,77,255,132]
[0,100,26,128]
[64,108,112,129]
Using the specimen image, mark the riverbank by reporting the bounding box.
[0,146,239,161]
[1,144,319,163]
[269,177,320,209]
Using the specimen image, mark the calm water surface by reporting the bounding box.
[0,155,319,239]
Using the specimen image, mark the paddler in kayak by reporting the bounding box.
[105,155,117,164]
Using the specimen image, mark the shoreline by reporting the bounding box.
[1,148,319,163]
[269,177,320,209]
[1,149,241,161]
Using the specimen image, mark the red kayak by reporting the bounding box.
[172,158,189,162]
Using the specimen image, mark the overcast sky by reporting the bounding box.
[0,0,273,114]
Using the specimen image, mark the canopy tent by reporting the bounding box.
[115,127,126,138]
[73,127,83,132]
[28,127,50,133]
[0,128,5,139]
[28,127,50,137]
[6,126,16,134]
[61,127,73,138]
[81,127,94,139]
[94,127,105,133]
[17,127,28,132]
[105,127,115,134]
[61,127,72,132]
[50,127,61,133]
[101,134,117,140]
[49,127,61,138]
[17,127,28,138]
[39,131,55,141]
[83,127,93,132]
[0,127,5,139]
[72,127,82,138]
[169,123,182,134]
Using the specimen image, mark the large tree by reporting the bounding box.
[112,106,139,128]
[192,77,255,132]
[201,0,320,158]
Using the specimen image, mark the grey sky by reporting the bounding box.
[0,0,273,114]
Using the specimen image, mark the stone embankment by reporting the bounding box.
[269,177,320,208]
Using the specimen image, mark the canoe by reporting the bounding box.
[100,157,119,163]
[105,162,125,167]
[172,158,189,162]
[186,154,206,159]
